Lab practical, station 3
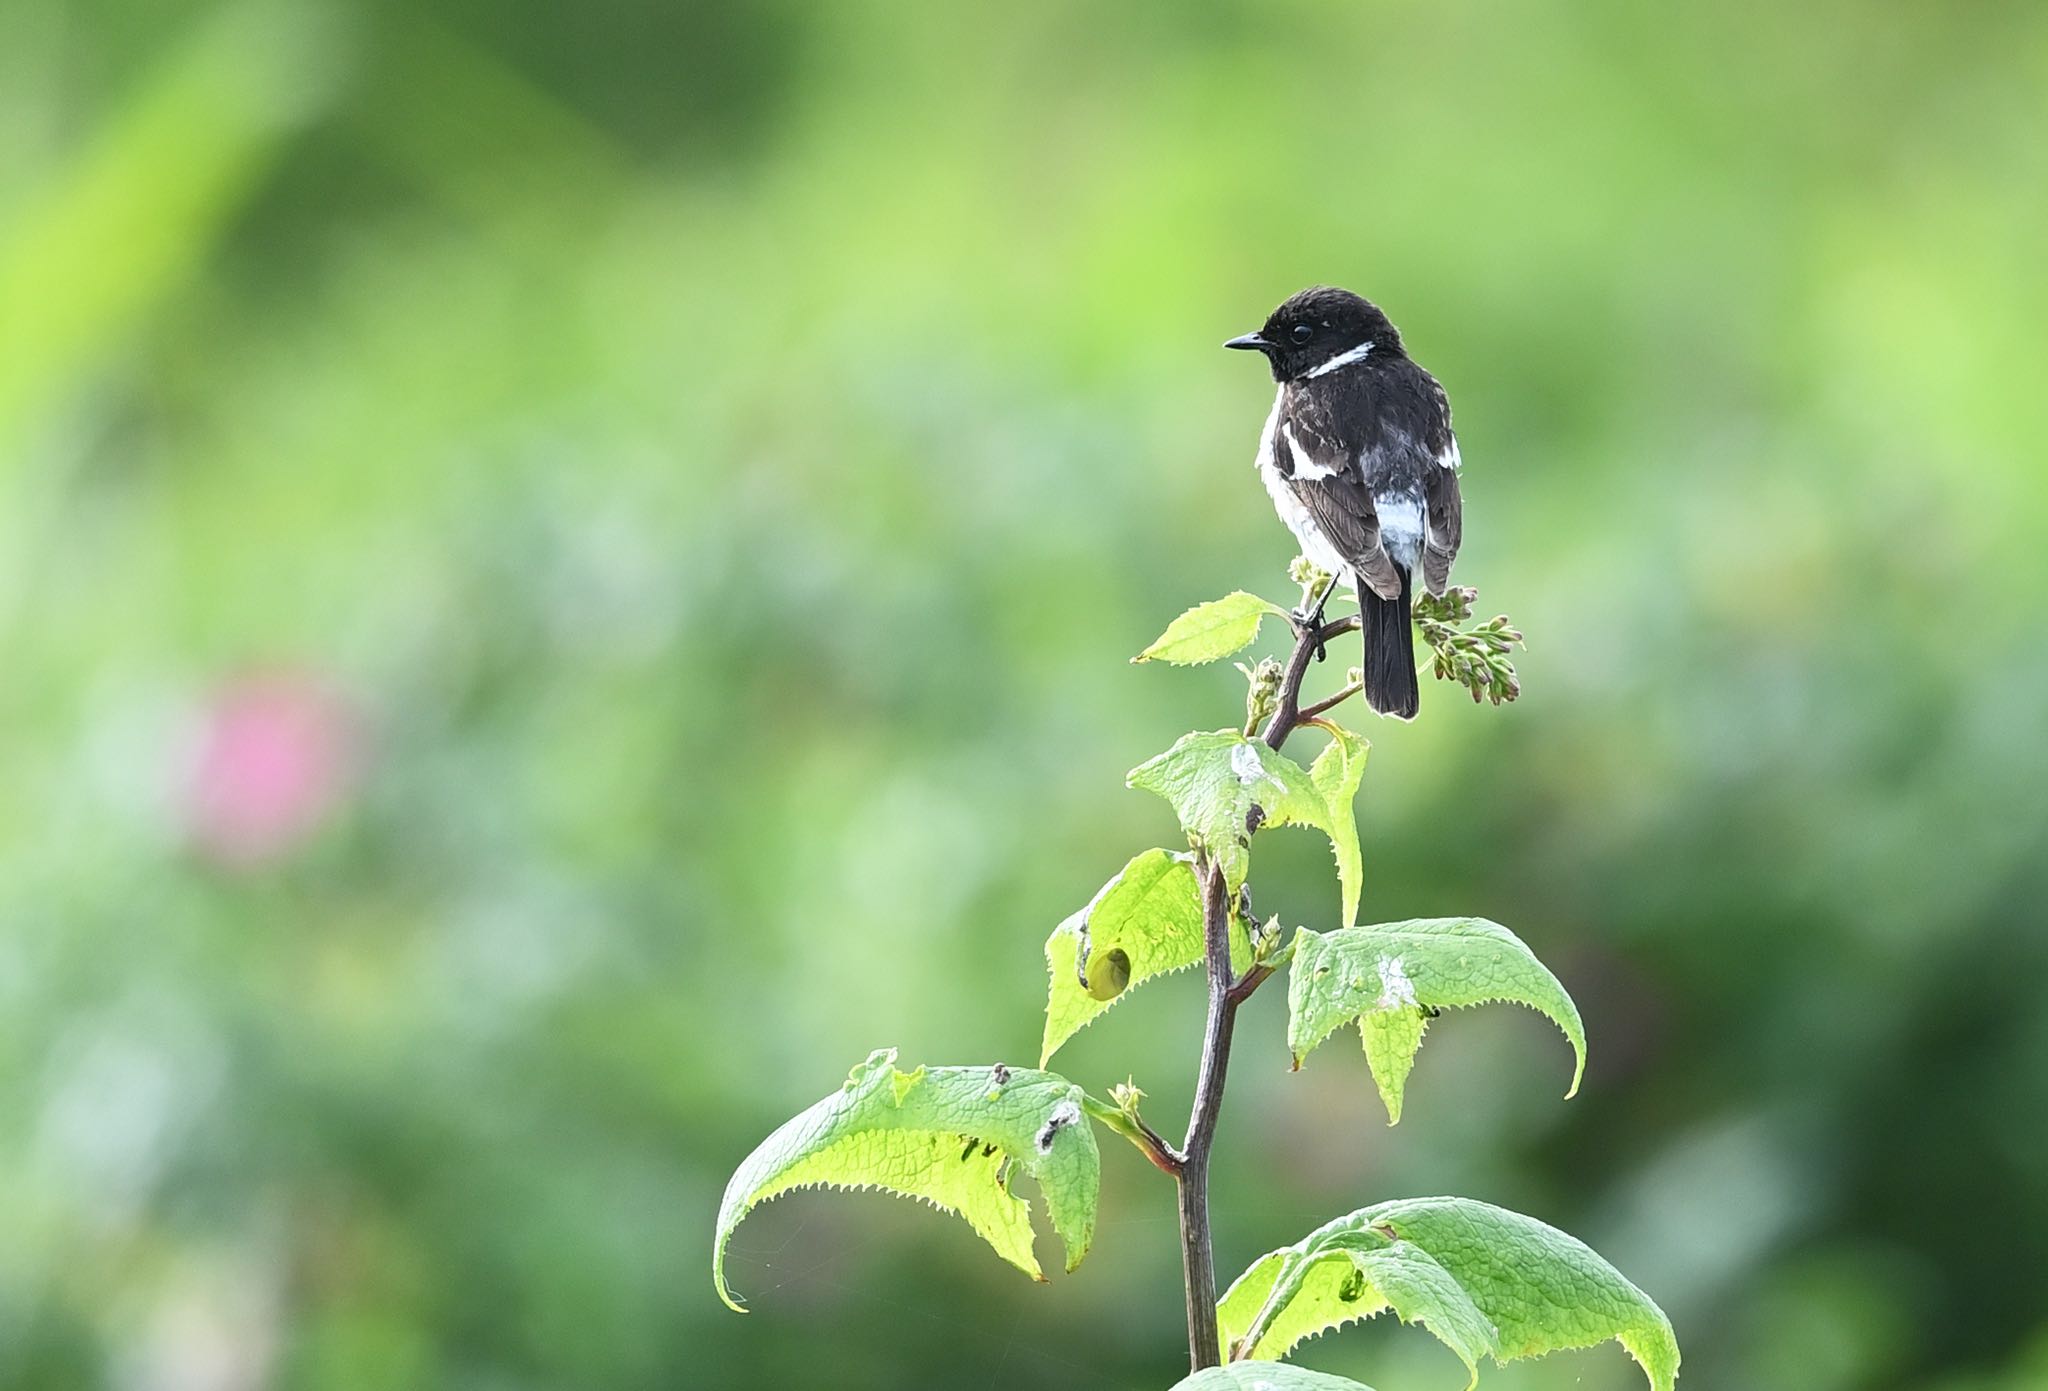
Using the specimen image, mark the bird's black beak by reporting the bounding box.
[1223,332,1271,353]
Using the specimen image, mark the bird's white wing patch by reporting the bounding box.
[1282,423,1340,481]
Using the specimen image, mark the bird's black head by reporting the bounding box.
[1224,286,1401,382]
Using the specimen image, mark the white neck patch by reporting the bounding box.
[1304,340,1374,378]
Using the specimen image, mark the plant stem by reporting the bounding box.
[1263,615,1357,748]
[1176,612,1335,1370]
[1176,858,1236,1369]
[1298,678,1364,722]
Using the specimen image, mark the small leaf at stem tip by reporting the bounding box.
[1286,920,1585,1124]
[1216,1197,1678,1391]
[1135,592,1291,665]
[714,1050,1100,1311]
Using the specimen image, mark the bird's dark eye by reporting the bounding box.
[1290,324,1314,344]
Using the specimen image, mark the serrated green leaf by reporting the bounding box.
[1287,919,1585,1123]
[1126,731,1342,903]
[714,1050,1099,1311]
[1135,591,1290,665]
[1359,1007,1429,1124]
[1306,723,1368,925]
[1040,849,1249,1065]
[1220,1229,1493,1378]
[1218,1197,1679,1391]
[1172,1367,1379,1391]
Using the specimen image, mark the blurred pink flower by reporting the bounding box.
[185,672,358,868]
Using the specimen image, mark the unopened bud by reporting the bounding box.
[1289,554,1329,589]
[1242,655,1284,732]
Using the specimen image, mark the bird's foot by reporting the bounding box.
[1289,606,1330,663]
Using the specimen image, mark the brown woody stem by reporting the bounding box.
[1175,609,1334,1370]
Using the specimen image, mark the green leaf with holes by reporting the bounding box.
[1040,849,1249,1066]
[1128,730,1360,916]
[1218,1197,1678,1391]
[1288,920,1584,1123]
[714,1050,1099,1311]
[1172,1367,1378,1391]
[1135,591,1291,665]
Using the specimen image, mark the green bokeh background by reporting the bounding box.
[3,3,2045,1388]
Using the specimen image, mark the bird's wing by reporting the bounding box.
[1420,380,1462,597]
[1278,396,1402,599]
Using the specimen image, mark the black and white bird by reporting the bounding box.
[1226,286,1463,720]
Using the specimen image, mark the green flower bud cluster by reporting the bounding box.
[1237,656,1285,735]
[1413,586,1523,706]
[1288,554,1332,592]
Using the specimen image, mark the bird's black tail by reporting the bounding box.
[1359,563,1419,720]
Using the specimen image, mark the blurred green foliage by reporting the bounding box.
[2,2,2045,1388]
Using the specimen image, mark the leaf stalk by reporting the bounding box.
[1080,1091,1182,1176]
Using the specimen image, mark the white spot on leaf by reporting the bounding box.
[1229,743,1284,794]
[1376,956,1417,1009]
[1035,1099,1081,1153]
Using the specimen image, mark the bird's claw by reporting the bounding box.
[1289,607,1329,663]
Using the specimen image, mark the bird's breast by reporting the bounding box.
[1255,393,1348,576]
